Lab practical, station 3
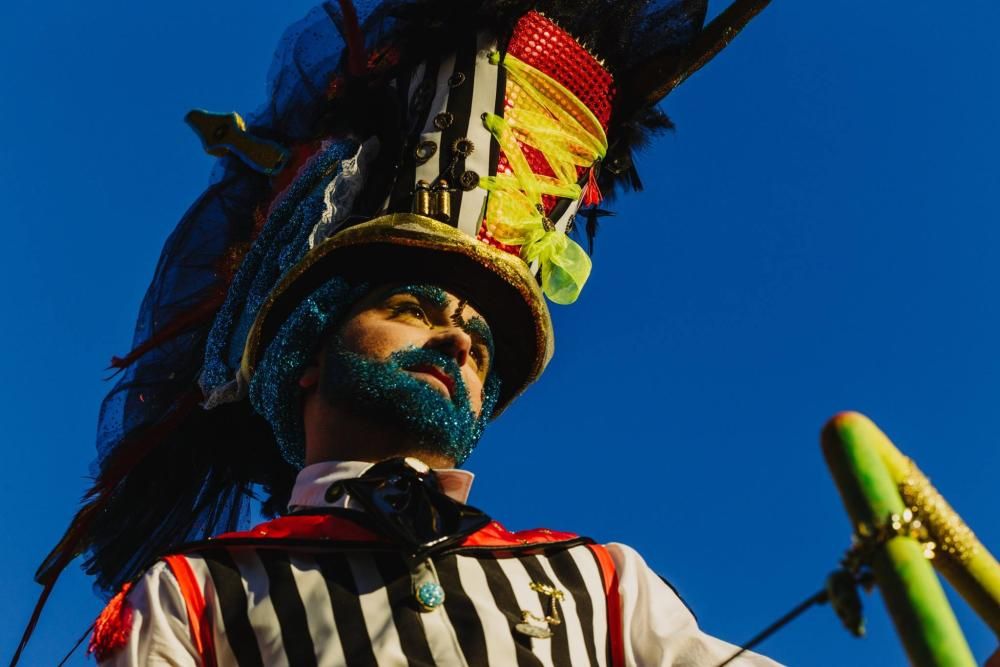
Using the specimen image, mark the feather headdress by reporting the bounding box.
[13,1,771,661]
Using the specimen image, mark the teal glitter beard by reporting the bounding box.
[248,277,369,468]
[321,342,501,465]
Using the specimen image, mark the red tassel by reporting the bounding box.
[88,582,134,661]
[582,165,603,206]
[337,0,367,77]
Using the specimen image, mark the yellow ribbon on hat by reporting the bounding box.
[481,52,608,305]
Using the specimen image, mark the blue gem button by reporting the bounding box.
[416,582,445,610]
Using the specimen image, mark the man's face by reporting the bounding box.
[337,284,495,416]
[314,283,499,465]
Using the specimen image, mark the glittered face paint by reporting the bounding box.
[248,276,371,468]
[458,314,495,376]
[320,339,500,464]
[369,283,494,385]
[384,284,449,308]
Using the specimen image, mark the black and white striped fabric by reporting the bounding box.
[383,30,579,252]
[176,541,612,666]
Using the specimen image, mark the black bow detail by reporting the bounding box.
[338,458,491,559]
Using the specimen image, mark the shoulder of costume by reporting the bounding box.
[163,511,593,555]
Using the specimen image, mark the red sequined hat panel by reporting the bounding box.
[480,11,615,252]
[506,11,615,131]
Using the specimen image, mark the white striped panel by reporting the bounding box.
[414,53,458,186]
[231,549,290,667]
[179,555,240,667]
[288,553,348,667]
[535,554,593,666]
[457,31,501,237]
[555,198,582,234]
[347,555,409,664]
[407,61,427,104]
[496,557,556,667]
[455,554,521,665]
[570,547,610,667]
[418,591,470,667]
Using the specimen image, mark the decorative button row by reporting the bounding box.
[433,112,454,130]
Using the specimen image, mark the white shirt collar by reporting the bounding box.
[287,458,475,513]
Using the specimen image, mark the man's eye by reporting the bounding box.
[393,303,428,321]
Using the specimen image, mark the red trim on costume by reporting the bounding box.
[164,555,218,667]
[213,514,384,543]
[460,521,580,547]
[587,544,624,667]
[88,582,134,661]
[210,515,580,549]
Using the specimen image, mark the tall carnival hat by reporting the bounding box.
[15,0,771,659]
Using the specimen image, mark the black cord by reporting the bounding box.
[716,589,829,666]
[56,624,94,667]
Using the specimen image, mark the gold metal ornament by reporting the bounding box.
[413,180,432,217]
[458,170,480,191]
[432,179,452,223]
[414,140,438,165]
[433,111,455,130]
[515,582,564,639]
[184,109,288,174]
[451,137,475,158]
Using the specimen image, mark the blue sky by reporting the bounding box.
[2,1,998,664]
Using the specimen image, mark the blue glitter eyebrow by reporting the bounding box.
[384,283,495,369]
[461,315,495,363]
[383,284,449,307]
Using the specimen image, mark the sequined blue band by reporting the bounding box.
[248,277,369,467]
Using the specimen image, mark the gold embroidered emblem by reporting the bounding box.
[514,582,564,639]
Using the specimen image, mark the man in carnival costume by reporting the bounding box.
[15,1,781,665]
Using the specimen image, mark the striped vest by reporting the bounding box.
[161,512,624,666]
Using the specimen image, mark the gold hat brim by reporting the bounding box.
[241,213,554,415]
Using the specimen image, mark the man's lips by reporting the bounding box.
[407,364,456,398]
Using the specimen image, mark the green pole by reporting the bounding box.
[822,411,976,667]
[855,415,1000,636]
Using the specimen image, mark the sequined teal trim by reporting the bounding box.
[248,277,369,467]
[202,138,361,397]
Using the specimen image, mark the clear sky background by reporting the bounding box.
[2,1,998,665]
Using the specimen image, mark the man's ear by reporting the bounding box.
[298,364,320,389]
[299,344,327,389]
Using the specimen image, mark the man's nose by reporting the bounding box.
[426,327,472,367]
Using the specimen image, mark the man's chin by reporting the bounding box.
[320,348,483,463]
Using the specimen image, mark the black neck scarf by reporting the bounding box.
[338,458,491,559]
